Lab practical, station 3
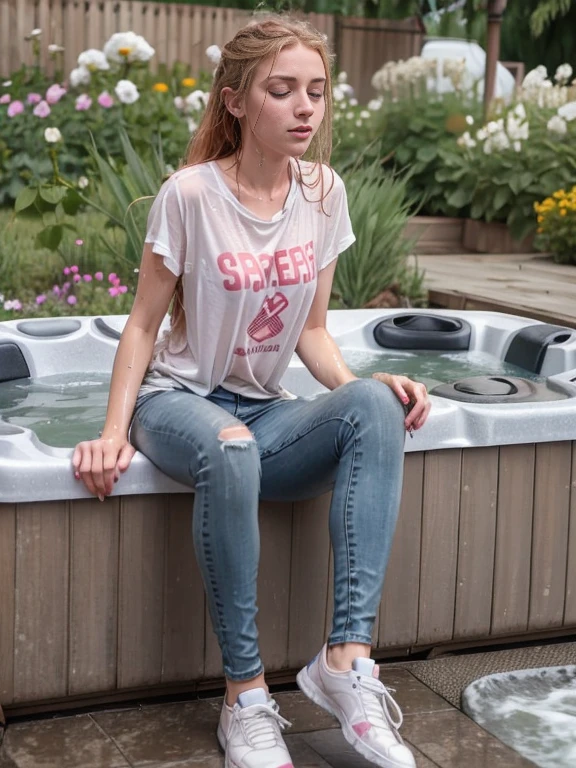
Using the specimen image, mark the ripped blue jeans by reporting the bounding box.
[130,378,405,681]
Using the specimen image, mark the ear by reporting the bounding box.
[221,86,245,118]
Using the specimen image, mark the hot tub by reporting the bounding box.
[1,309,575,712]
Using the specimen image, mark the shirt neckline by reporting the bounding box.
[209,158,298,224]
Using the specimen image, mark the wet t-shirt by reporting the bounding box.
[142,159,355,399]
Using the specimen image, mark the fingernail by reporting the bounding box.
[403,397,410,404]
[98,494,104,502]
[74,472,80,479]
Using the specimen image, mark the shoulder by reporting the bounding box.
[296,161,346,204]
[157,162,213,204]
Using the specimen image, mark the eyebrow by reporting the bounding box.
[267,75,326,84]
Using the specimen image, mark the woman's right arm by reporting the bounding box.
[72,243,180,500]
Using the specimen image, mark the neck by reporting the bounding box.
[235,146,292,200]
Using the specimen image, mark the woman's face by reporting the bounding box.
[240,42,327,161]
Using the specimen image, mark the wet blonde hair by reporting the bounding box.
[170,15,335,336]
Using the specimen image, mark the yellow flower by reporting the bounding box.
[553,189,566,199]
[537,215,544,223]
[560,209,567,216]
[537,227,543,233]
[182,77,196,88]
[153,82,169,93]
[118,47,131,57]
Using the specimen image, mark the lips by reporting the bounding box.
[289,126,312,137]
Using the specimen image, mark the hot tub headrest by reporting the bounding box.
[0,341,30,383]
[373,314,471,350]
[432,375,572,403]
[505,323,574,374]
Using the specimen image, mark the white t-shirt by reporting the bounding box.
[141,159,355,399]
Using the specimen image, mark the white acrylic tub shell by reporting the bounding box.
[1,309,576,503]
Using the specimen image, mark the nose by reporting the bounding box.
[295,90,314,118]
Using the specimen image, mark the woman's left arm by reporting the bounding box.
[295,260,431,432]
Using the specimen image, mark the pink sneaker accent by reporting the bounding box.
[353,721,373,738]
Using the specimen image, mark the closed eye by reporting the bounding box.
[269,91,324,100]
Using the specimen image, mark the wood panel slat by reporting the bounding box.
[117,495,166,689]
[529,442,572,630]
[0,504,16,703]
[288,493,331,669]
[69,498,120,695]
[418,449,462,645]
[14,502,69,702]
[454,447,498,638]
[379,452,423,648]
[161,494,205,682]
[491,444,535,634]
[257,501,292,672]
[565,443,576,624]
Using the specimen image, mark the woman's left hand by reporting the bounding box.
[372,373,431,433]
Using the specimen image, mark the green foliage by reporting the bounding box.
[434,103,576,241]
[333,165,425,308]
[529,0,572,37]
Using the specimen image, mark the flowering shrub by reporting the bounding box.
[435,64,576,239]
[0,28,213,205]
[534,187,576,264]
[0,265,135,320]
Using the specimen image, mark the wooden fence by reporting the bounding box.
[0,0,424,104]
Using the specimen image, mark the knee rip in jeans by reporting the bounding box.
[218,425,254,450]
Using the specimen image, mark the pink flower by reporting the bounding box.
[33,100,51,118]
[52,285,61,296]
[112,277,121,287]
[83,274,92,282]
[62,281,70,291]
[63,266,70,275]
[75,93,92,111]
[73,274,81,283]
[108,272,117,283]
[97,91,114,108]
[108,287,120,297]
[36,294,46,305]
[0,94,10,104]
[70,265,79,273]
[45,84,66,105]
[75,239,83,246]
[7,100,24,117]
[27,93,42,104]
[95,271,103,281]
[67,295,77,305]
[118,285,128,294]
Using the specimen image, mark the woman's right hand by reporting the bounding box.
[72,436,136,501]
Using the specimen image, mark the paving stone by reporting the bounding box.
[402,709,537,768]
[93,700,222,766]
[0,715,130,768]
[379,668,454,716]
[274,691,338,734]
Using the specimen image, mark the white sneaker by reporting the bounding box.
[217,687,294,768]
[296,646,416,768]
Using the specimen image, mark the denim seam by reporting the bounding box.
[259,415,357,459]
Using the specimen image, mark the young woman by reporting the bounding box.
[73,16,430,768]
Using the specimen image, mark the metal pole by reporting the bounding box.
[484,0,508,119]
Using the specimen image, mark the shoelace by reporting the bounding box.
[237,701,292,750]
[357,675,403,731]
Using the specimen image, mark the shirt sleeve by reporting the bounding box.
[144,175,187,276]
[319,170,356,271]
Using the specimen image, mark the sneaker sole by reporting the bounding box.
[296,666,415,768]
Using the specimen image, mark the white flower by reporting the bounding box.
[115,79,139,104]
[48,44,64,54]
[522,65,548,89]
[555,63,573,84]
[2,80,12,87]
[30,28,42,37]
[349,97,358,106]
[465,115,474,125]
[513,141,522,152]
[506,114,529,141]
[69,66,91,87]
[346,111,354,120]
[558,101,576,121]
[513,103,526,120]
[360,110,371,119]
[205,45,221,65]
[77,176,89,189]
[185,89,207,112]
[486,119,504,135]
[457,131,476,149]
[104,32,155,64]
[484,130,510,154]
[173,96,184,110]
[476,128,488,141]
[337,71,348,83]
[355,119,362,127]
[547,115,568,135]
[367,98,382,111]
[187,117,198,133]
[44,127,62,143]
[78,48,109,71]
